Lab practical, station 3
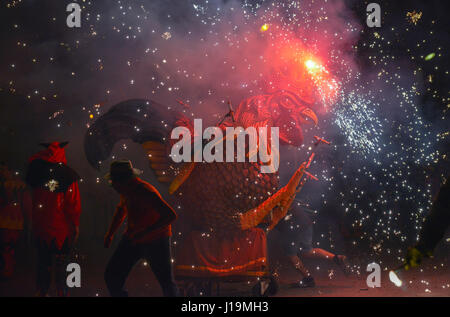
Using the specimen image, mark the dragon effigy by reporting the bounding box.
[84,89,318,279]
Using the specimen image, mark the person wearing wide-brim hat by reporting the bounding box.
[104,160,143,183]
[103,160,178,297]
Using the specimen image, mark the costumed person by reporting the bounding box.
[272,199,349,287]
[26,142,81,296]
[103,160,178,297]
[404,177,449,269]
[0,162,31,279]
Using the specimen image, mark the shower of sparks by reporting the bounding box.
[304,59,340,109]
[1,0,448,271]
[332,90,384,157]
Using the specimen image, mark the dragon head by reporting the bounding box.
[233,90,318,146]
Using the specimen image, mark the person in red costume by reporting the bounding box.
[26,142,81,296]
[0,162,32,280]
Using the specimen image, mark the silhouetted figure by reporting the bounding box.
[405,178,449,269]
[103,160,178,297]
[273,201,349,287]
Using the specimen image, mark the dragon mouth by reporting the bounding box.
[299,107,318,126]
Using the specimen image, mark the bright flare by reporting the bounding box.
[305,59,319,72]
[389,270,403,287]
[260,23,269,32]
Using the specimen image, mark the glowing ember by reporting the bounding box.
[424,52,435,61]
[389,270,403,287]
[305,59,319,72]
[406,11,422,25]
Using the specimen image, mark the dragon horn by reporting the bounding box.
[239,162,306,230]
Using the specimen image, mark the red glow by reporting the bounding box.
[263,35,340,112]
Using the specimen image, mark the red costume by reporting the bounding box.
[28,142,81,249]
[26,142,82,296]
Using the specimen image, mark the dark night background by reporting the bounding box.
[0,0,448,296]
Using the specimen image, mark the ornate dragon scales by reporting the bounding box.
[84,90,317,235]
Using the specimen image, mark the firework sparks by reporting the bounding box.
[1,0,448,270]
[406,11,423,25]
[424,52,436,61]
[260,23,269,32]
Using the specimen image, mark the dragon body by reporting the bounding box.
[85,90,317,235]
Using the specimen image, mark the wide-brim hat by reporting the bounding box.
[105,160,142,181]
